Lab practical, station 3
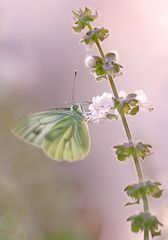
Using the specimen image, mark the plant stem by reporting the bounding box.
[144,229,149,240]
[87,23,150,240]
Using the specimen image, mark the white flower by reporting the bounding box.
[134,89,148,106]
[118,90,127,99]
[134,89,152,110]
[134,89,148,103]
[88,92,115,121]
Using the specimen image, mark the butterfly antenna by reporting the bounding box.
[72,70,77,105]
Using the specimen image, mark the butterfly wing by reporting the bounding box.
[43,113,90,161]
[12,107,90,161]
[11,109,71,147]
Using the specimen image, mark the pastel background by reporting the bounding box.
[0,0,168,239]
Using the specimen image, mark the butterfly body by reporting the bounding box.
[12,104,90,161]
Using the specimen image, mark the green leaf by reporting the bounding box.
[122,103,131,113]
[106,113,118,120]
[129,98,138,106]
[95,64,106,76]
[113,63,122,73]
[96,75,106,81]
[113,142,134,161]
[127,212,163,238]
[84,7,92,16]
[87,56,106,80]
[129,106,139,115]
[73,25,84,33]
[135,142,152,159]
[96,28,109,41]
[124,199,140,206]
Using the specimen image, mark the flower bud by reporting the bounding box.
[85,56,97,68]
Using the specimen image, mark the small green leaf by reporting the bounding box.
[106,113,118,120]
[113,63,123,73]
[87,56,106,80]
[122,103,131,113]
[95,64,106,76]
[84,7,92,16]
[73,25,84,33]
[125,199,140,206]
[96,75,106,81]
[113,142,134,161]
[96,28,109,41]
[129,106,139,115]
[129,98,138,106]
[135,142,152,159]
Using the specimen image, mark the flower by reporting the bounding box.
[118,89,153,111]
[85,52,122,81]
[118,90,127,99]
[134,89,152,110]
[82,27,109,47]
[88,92,116,121]
[85,56,97,68]
[72,7,98,32]
[103,52,118,70]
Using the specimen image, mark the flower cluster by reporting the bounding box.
[113,142,152,161]
[124,181,163,202]
[72,7,98,32]
[127,212,163,238]
[88,90,151,122]
[85,52,122,80]
[88,92,117,122]
[118,89,153,111]
[82,27,109,48]
[72,7,163,239]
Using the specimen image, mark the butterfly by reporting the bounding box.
[12,104,91,162]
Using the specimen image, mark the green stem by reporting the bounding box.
[87,23,150,240]
[87,24,105,59]
[144,229,149,240]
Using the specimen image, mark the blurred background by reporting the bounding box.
[0,0,168,239]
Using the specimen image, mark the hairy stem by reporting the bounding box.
[87,23,150,240]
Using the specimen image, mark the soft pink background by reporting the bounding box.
[0,1,168,239]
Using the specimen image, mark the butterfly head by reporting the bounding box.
[71,104,84,119]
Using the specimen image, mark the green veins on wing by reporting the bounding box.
[12,105,91,162]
